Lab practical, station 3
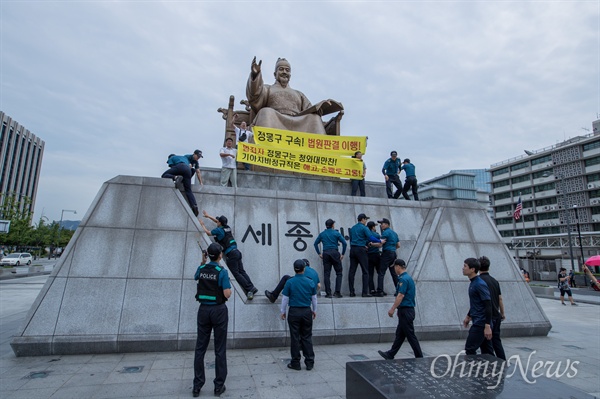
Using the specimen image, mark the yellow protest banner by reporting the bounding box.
[238,142,364,179]
[252,126,367,155]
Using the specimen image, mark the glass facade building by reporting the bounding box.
[0,112,45,215]
[418,170,490,209]
[451,169,491,192]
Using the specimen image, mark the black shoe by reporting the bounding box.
[362,293,373,297]
[334,292,343,298]
[192,388,200,397]
[349,292,356,297]
[214,385,226,396]
[325,294,333,298]
[192,206,199,217]
[265,290,276,303]
[370,290,377,295]
[373,292,384,297]
[378,350,393,360]
[382,291,388,296]
[306,363,314,370]
[252,287,258,294]
[287,363,301,370]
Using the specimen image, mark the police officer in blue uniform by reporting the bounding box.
[199,211,258,300]
[193,243,231,397]
[382,151,402,199]
[366,221,382,295]
[378,218,400,295]
[349,213,373,297]
[265,259,320,303]
[400,158,419,200]
[161,150,203,216]
[313,219,347,298]
[378,259,423,360]
[281,259,318,371]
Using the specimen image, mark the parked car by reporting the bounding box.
[0,253,33,266]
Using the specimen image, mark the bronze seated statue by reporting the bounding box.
[219,56,344,141]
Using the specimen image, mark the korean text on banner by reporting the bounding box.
[238,142,364,179]
[253,126,367,156]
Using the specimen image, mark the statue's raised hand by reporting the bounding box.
[251,56,262,78]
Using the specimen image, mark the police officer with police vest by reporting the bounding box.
[193,243,231,397]
[281,259,318,371]
[200,211,258,300]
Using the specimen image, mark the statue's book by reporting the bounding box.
[296,99,344,117]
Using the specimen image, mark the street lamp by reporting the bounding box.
[57,209,77,253]
[573,205,585,267]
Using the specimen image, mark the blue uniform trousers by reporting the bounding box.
[388,307,423,358]
[162,163,197,208]
[224,249,255,294]
[349,246,369,295]
[385,174,402,199]
[287,307,315,368]
[402,176,419,200]
[194,304,228,391]
[323,249,343,295]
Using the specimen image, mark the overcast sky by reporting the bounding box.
[1,1,598,222]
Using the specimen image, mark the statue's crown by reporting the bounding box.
[275,58,290,72]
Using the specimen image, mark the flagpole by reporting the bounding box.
[520,192,525,236]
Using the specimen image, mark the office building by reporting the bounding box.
[0,112,44,216]
[418,170,490,209]
[489,121,600,276]
[451,168,491,192]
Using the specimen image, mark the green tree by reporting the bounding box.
[57,223,75,248]
[31,217,52,256]
[0,193,34,250]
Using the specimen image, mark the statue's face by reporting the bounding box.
[274,61,291,86]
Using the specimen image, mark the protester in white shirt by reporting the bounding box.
[232,115,253,171]
[220,138,237,188]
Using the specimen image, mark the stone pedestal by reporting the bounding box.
[11,174,551,356]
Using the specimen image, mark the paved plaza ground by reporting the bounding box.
[1,268,599,398]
